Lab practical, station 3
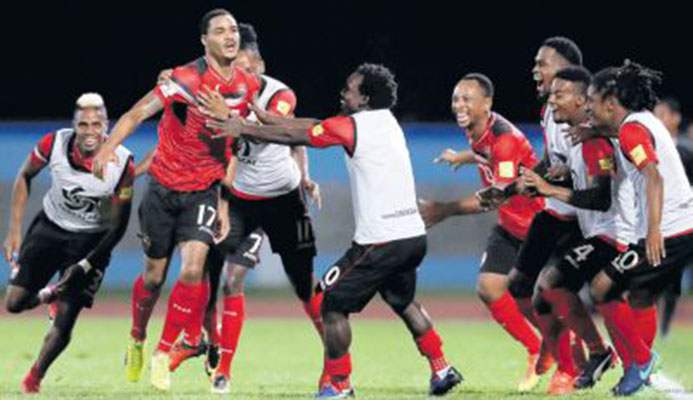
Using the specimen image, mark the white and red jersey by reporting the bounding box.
[306,109,425,244]
[619,111,693,238]
[542,105,577,219]
[31,129,134,233]
[469,112,544,240]
[568,137,637,249]
[232,75,302,199]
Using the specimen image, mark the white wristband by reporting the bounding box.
[78,259,93,272]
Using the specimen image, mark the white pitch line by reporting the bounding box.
[650,373,693,400]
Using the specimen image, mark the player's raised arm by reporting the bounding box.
[93,91,163,179]
[3,135,52,265]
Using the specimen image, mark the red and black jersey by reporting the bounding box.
[468,112,544,240]
[152,57,261,191]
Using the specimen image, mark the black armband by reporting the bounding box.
[533,159,550,176]
[568,176,612,211]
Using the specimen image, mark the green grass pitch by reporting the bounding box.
[0,316,691,399]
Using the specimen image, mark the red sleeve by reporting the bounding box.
[491,133,525,184]
[30,132,56,168]
[619,122,658,170]
[582,137,615,177]
[153,67,198,107]
[266,89,297,117]
[113,156,136,204]
[307,116,356,154]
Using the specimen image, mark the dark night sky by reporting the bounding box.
[2,1,690,123]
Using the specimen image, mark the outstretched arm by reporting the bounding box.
[3,155,46,265]
[418,194,491,228]
[93,91,163,179]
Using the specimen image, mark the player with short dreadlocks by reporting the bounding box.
[559,60,693,396]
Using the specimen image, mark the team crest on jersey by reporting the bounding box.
[498,161,515,178]
[62,186,102,214]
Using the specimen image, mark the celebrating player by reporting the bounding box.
[504,37,589,394]
[533,61,693,396]
[3,93,134,394]
[522,67,621,392]
[420,73,546,391]
[92,8,260,391]
[206,63,463,398]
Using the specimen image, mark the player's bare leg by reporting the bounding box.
[21,299,83,394]
[319,310,355,398]
[4,285,41,314]
[212,262,249,393]
[151,241,209,391]
[477,272,541,391]
[126,256,169,382]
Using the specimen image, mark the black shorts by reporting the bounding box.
[320,235,427,315]
[208,205,264,270]
[228,188,316,258]
[556,237,622,292]
[480,225,523,275]
[10,211,109,308]
[604,232,693,296]
[138,178,219,259]
[515,211,583,280]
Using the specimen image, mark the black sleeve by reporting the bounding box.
[85,201,132,269]
[533,158,550,176]
[568,175,612,211]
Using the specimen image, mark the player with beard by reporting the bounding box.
[205,63,463,398]
[92,9,260,391]
[522,67,622,393]
[3,93,134,393]
[421,73,545,392]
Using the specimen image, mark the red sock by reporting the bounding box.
[303,292,325,340]
[416,328,450,375]
[534,311,558,358]
[203,304,221,345]
[184,280,210,346]
[325,353,352,390]
[555,328,577,376]
[157,280,205,353]
[604,317,631,371]
[487,292,541,355]
[632,305,657,350]
[130,274,160,341]
[516,297,539,329]
[545,289,606,355]
[597,300,650,365]
[217,294,245,377]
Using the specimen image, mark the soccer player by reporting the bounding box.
[419,73,545,391]
[206,63,463,398]
[2,93,134,394]
[522,67,623,392]
[165,23,326,393]
[539,61,693,396]
[504,38,588,392]
[91,9,260,390]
